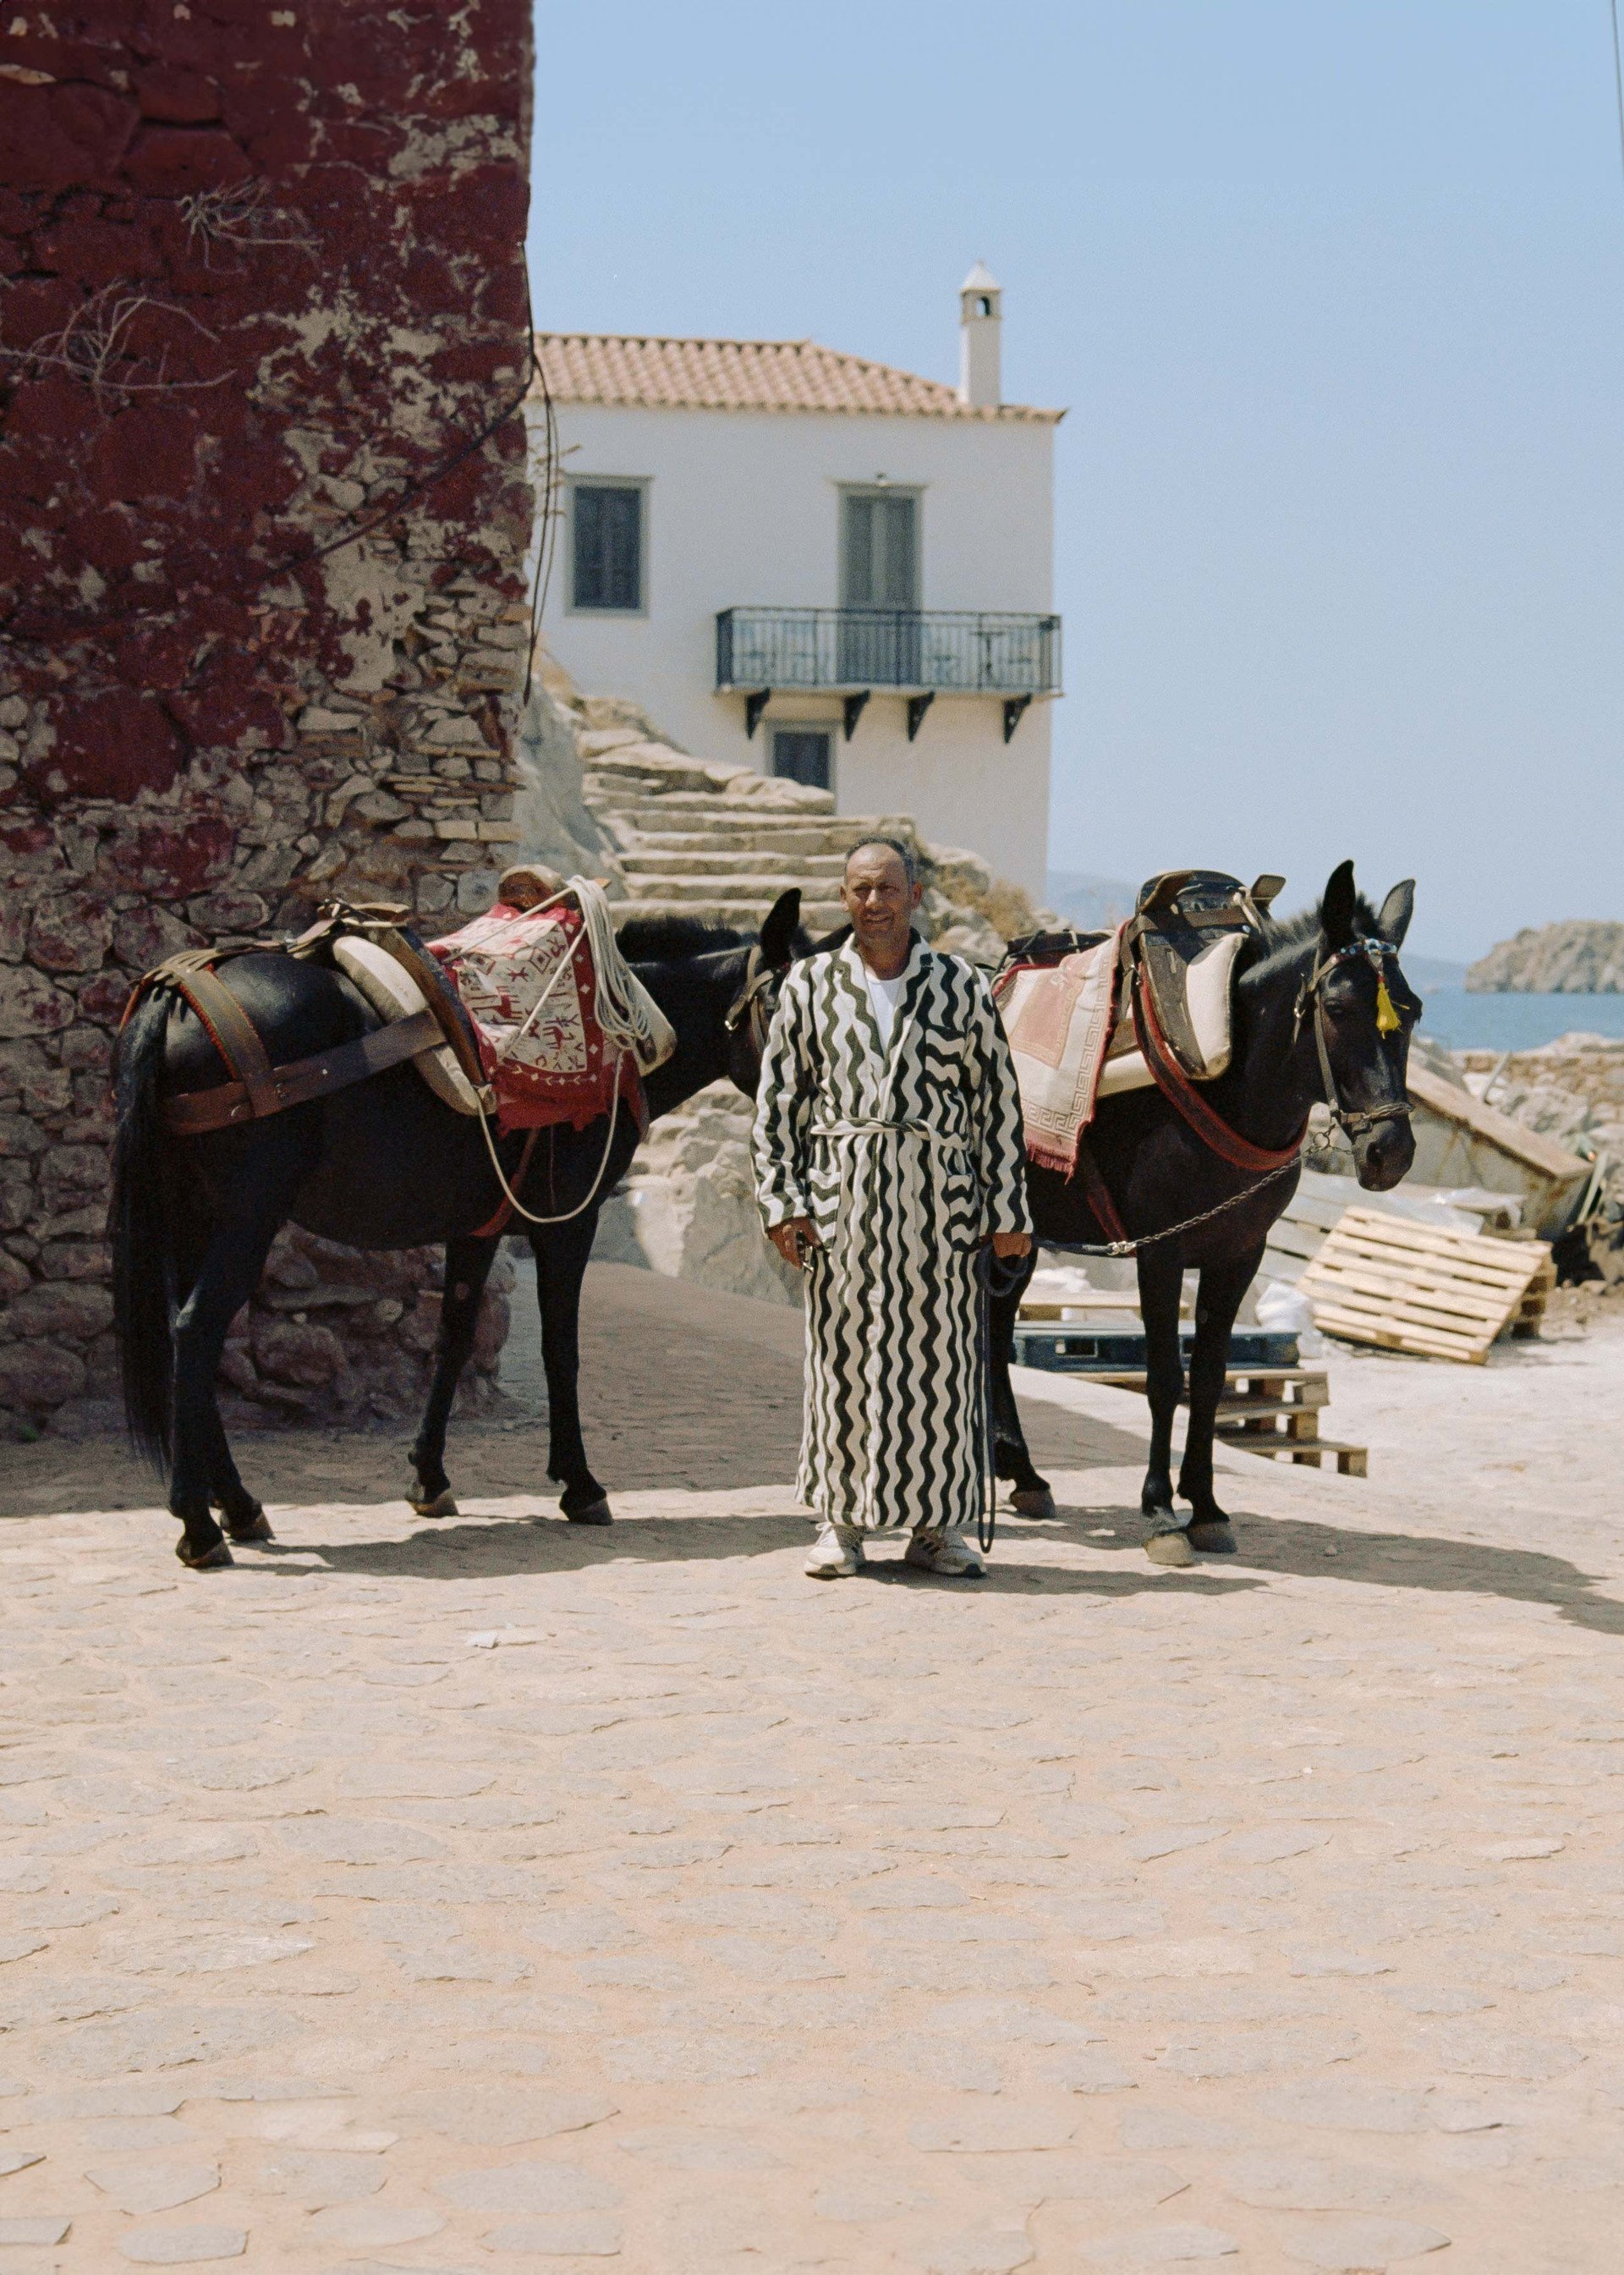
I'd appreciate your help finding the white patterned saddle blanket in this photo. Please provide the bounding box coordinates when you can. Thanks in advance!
[994,926,1243,1173]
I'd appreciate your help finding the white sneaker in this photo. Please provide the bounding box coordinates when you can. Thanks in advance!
[904,1530,985,1579]
[805,1524,864,1579]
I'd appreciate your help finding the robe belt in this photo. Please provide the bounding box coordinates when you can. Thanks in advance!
[809,1118,972,1155]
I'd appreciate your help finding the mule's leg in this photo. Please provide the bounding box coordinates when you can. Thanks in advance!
[990,1250,1055,1516]
[167,1220,272,1543]
[204,1410,274,1542]
[408,1234,499,1518]
[1137,1245,1192,1566]
[531,1212,612,1524]
[1179,1244,1265,1551]
[169,1145,306,1569]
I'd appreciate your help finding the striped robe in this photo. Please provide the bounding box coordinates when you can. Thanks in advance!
[752,936,1031,1533]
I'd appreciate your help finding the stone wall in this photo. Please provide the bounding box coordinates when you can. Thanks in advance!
[0,3,533,1436]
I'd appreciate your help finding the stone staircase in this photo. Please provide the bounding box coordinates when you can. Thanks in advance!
[580,736,916,937]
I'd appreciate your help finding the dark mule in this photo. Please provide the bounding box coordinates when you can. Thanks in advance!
[990,862,1421,1562]
[108,893,803,1568]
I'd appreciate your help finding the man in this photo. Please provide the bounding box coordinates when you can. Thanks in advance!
[752,838,1033,1580]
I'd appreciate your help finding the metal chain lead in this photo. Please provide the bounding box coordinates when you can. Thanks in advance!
[1040,1150,1312,1260]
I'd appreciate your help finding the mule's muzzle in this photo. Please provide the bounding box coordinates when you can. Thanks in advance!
[1353,1113,1415,1192]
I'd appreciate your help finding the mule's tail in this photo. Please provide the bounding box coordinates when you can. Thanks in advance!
[107,992,175,1470]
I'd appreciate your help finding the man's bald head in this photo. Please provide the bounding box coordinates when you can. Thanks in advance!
[843,836,918,890]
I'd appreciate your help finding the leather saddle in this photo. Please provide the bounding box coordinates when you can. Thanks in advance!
[1118,870,1285,1080]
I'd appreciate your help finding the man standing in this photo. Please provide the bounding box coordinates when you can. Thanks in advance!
[752,838,1033,1580]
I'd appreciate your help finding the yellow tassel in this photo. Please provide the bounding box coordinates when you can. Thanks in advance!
[1375,975,1400,1036]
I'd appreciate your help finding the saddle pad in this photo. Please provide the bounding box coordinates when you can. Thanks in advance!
[1099,929,1245,1097]
[993,927,1124,1174]
[332,937,486,1117]
[1138,905,1247,1080]
[428,898,640,1133]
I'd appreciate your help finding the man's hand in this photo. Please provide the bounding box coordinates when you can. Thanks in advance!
[990,1230,1033,1260]
[769,1217,820,1267]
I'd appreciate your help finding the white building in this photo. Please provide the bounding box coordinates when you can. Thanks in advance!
[530,270,1064,892]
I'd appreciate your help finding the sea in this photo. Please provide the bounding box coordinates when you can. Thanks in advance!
[1417,989,1624,1053]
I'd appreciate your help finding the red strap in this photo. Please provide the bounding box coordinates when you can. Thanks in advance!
[470,1128,540,1240]
[1133,975,1304,1174]
[1074,1134,1129,1246]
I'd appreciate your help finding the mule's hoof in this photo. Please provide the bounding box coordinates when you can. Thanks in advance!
[1144,1530,1194,1569]
[565,1498,612,1526]
[177,1538,234,1570]
[409,1487,458,1519]
[1008,1486,1057,1519]
[1188,1519,1236,1554]
[224,1506,275,1544]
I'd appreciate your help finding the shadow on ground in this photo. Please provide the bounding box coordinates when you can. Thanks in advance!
[1034,1498,1624,1640]
[41,1490,1612,1635]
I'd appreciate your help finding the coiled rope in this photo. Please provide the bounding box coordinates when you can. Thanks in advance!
[470,877,670,1228]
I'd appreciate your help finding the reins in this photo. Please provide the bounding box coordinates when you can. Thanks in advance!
[724,944,779,1058]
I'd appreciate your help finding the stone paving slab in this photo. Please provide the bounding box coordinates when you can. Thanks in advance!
[3,1286,1623,2272]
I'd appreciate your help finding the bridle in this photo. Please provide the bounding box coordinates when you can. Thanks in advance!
[1295,936,1413,1144]
[723,943,782,1061]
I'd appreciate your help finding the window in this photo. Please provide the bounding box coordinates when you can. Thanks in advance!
[771,728,832,793]
[571,481,645,612]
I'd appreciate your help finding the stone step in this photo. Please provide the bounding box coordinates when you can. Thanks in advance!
[617,847,848,880]
[595,805,913,844]
[617,894,847,932]
[604,825,875,864]
[583,785,859,821]
[623,873,840,906]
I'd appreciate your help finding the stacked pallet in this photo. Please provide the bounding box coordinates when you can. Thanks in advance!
[1089,1362,1369,1477]
[1298,1207,1554,1365]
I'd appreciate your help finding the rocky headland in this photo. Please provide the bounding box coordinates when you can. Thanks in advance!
[1467,920,1624,992]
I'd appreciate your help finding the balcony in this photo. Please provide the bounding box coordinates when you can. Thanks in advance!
[715,606,1062,743]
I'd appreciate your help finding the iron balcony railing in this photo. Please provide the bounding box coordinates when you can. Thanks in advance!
[715,607,1062,698]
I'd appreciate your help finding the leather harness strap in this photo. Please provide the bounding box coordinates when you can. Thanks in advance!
[162,1008,442,1135]
[469,1127,540,1239]
[1133,973,1308,1176]
[1073,1134,1129,1246]
[167,963,283,1122]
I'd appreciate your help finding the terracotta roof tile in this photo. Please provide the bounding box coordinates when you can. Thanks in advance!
[532,333,1062,424]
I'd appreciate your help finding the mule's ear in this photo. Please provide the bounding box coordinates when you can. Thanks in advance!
[1320,860,1358,950]
[759,887,801,969]
[1376,878,1414,948]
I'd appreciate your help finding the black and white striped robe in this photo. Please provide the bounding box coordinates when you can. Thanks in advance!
[752,936,1031,1534]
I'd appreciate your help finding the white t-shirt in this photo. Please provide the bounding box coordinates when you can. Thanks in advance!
[865,968,908,1046]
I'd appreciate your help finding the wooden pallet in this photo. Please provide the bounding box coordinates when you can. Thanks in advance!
[1092,1365,1369,1479]
[1223,1434,1369,1478]
[1511,1256,1556,1339]
[1298,1207,1553,1365]
[1019,1294,1193,1320]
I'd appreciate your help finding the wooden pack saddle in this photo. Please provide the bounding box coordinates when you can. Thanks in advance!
[128,903,492,1138]
[1118,868,1286,1080]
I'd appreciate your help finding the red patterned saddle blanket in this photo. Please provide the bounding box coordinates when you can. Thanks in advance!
[428,898,644,1134]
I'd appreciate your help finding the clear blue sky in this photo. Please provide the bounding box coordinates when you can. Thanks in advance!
[529,3,1624,963]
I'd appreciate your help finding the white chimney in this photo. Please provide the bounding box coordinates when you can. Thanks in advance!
[958,260,1002,409]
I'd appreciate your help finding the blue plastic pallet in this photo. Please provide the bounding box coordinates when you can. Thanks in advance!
[1012,1326,1301,1374]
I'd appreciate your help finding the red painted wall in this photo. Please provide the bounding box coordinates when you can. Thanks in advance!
[0,3,533,1428]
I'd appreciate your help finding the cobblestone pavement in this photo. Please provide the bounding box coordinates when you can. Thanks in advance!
[3,1269,1622,2274]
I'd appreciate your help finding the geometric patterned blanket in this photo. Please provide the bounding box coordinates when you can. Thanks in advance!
[428,898,642,1134]
[990,926,1124,1174]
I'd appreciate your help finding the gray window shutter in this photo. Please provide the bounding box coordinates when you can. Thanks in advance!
[573,485,643,610]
